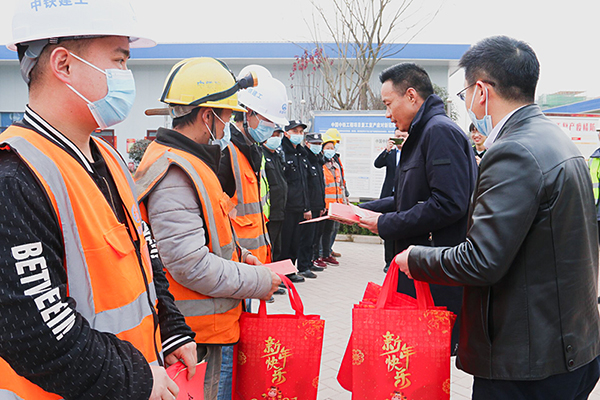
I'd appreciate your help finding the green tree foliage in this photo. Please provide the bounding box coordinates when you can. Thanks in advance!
[128,139,151,166]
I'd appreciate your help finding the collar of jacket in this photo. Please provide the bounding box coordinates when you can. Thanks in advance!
[155,127,221,173]
[495,103,542,142]
[230,123,262,173]
[306,149,324,165]
[281,136,308,156]
[591,148,600,159]
[409,94,447,135]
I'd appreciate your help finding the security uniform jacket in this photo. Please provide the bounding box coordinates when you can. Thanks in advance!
[361,94,477,349]
[281,136,310,213]
[408,104,600,380]
[0,109,194,400]
[306,150,326,212]
[374,147,398,198]
[261,146,288,221]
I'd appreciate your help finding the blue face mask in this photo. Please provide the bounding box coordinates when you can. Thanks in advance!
[264,136,282,150]
[248,119,275,143]
[467,84,493,136]
[323,149,336,159]
[212,119,231,151]
[309,144,322,155]
[66,52,136,129]
[289,133,304,145]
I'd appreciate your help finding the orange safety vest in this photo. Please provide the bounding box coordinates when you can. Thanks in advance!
[0,126,161,400]
[135,141,243,345]
[323,161,344,207]
[227,142,272,264]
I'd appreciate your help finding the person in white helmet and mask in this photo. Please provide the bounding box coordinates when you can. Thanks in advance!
[0,1,196,399]
[217,66,289,266]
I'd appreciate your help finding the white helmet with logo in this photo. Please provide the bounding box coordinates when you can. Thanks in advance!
[9,0,154,82]
[237,75,289,127]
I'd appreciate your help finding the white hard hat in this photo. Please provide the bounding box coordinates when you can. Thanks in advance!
[237,76,289,127]
[238,64,272,83]
[8,0,155,50]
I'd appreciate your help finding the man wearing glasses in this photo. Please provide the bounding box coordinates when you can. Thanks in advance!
[358,63,478,353]
[395,36,600,399]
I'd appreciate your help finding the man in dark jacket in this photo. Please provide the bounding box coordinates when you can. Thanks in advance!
[359,63,477,352]
[262,127,288,262]
[374,129,408,272]
[280,120,313,280]
[297,133,327,274]
[396,36,600,399]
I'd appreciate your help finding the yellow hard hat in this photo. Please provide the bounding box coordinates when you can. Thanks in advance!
[322,128,342,144]
[146,57,257,117]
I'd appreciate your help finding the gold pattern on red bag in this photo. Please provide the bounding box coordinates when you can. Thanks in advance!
[311,377,319,389]
[238,351,247,366]
[380,331,416,390]
[351,348,364,365]
[262,337,292,385]
[302,320,324,340]
[424,310,453,334]
[443,378,451,394]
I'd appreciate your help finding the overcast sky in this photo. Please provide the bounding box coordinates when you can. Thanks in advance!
[0,0,597,100]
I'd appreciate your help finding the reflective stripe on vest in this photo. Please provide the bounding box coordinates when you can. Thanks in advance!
[589,157,600,205]
[0,389,24,400]
[323,162,344,206]
[5,136,158,338]
[228,143,262,217]
[227,143,271,263]
[260,154,270,219]
[0,127,162,399]
[135,142,242,344]
[136,151,235,261]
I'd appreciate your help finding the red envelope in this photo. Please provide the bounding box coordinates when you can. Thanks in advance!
[166,361,207,400]
[263,259,297,275]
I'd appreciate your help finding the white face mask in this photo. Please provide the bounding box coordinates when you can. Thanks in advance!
[66,52,136,129]
[467,84,493,137]
[206,110,230,150]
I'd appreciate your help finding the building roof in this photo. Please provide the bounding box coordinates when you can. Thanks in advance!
[543,97,600,114]
[0,41,470,62]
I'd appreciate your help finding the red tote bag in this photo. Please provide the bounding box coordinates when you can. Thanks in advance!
[234,275,325,400]
[338,260,456,399]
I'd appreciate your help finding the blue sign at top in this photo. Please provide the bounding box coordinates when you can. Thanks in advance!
[312,113,395,135]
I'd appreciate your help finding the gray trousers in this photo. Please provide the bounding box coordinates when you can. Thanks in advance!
[197,344,222,400]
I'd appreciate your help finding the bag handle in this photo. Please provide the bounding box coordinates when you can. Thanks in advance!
[376,258,435,310]
[257,274,305,317]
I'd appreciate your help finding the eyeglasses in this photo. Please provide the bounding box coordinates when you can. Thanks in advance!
[456,80,495,101]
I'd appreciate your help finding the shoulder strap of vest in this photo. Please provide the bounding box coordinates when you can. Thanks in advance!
[2,135,157,336]
[137,147,235,261]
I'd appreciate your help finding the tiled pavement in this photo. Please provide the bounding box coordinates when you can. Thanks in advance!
[258,239,600,399]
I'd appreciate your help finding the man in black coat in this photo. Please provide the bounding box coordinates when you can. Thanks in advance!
[374,129,408,272]
[297,133,327,275]
[262,127,288,262]
[280,120,312,280]
[359,63,477,352]
[395,36,600,399]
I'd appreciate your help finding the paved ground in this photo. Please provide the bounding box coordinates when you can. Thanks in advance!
[257,239,600,399]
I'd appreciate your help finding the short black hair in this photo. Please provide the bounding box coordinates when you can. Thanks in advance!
[379,63,434,100]
[459,36,539,103]
[469,123,476,133]
[172,107,223,129]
